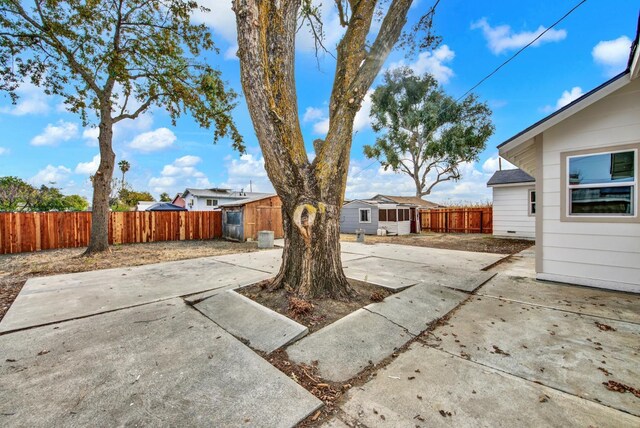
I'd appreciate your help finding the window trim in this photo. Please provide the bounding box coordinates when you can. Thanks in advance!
[560,143,639,223]
[528,189,536,217]
[358,208,371,223]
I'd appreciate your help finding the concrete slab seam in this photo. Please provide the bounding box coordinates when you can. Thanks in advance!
[472,293,640,327]
[0,297,178,336]
[428,344,640,417]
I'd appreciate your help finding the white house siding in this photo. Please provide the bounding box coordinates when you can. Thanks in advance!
[492,185,535,239]
[539,77,640,292]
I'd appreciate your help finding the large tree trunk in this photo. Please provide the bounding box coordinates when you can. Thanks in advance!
[234,0,412,298]
[85,113,115,255]
[275,201,353,299]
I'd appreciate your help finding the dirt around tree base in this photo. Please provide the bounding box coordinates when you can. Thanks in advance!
[238,279,393,333]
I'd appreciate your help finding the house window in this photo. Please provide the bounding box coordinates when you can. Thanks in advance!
[528,190,536,216]
[359,208,371,223]
[379,209,387,221]
[206,199,218,206]
[566,149,636,216]
[388,209,397,222]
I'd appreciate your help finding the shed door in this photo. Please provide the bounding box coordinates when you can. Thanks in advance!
[223,209,244,241]
[256,206,284,239]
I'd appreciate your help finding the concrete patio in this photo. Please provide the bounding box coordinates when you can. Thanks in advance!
[1,242,638,427]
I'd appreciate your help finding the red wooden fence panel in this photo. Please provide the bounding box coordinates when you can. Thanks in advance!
[419,207,493,234]
[0,211,223,254]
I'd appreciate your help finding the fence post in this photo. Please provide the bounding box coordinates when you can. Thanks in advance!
[479,211,483,233]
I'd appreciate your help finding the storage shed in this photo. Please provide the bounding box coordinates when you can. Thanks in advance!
[219,194,283,242]
[340,199,413,235]
[487,168,536,240]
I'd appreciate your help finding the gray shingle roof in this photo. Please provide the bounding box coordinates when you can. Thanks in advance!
[487,169,535,186]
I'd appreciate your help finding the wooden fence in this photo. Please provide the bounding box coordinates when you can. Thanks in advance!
[419,207,492,234]
[0,211,222,255]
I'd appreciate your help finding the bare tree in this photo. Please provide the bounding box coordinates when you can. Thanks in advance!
[233,0,439,298]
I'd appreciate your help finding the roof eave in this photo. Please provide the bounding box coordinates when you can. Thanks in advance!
[498,72,630,153]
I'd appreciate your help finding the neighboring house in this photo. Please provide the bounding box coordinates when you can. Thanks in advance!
[219,194,282,241]
[172,193,185,208]
[487,168,536,240]
[147,202,187,211]
[497,21,640,293]
[181,188,271,211]
[340,199,415,235]
[371,194,442,233]
[136,201,156,211]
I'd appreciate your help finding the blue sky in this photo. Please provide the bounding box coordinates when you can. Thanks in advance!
[0,0,637,204]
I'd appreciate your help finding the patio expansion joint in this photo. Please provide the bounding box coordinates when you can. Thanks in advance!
[0,297,178,336]
[426,345,640,419]
[475,293,640,327]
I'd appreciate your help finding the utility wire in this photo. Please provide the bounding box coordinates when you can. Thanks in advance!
[355,0,588,179]
[456,0,588,102]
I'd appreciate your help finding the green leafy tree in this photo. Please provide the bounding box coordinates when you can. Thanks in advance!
[0,176,35,211]
[63,194,89,211]
[1,0,243,254]
[31,185,65,211]
[159,192,171,202]
[365,68,494,197]
[118,188,154,208]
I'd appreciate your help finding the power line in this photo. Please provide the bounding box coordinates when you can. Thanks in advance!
[356,0,588,178]
[456,0,588,102]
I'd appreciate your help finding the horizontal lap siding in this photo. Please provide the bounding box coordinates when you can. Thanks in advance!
[0,211,222,254]
[340,202,378,234]
[541,78,640,287]
[492,186,535,239]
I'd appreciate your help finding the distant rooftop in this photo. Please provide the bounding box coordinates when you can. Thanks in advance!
[372,194,441,208]
[487,169,535,186]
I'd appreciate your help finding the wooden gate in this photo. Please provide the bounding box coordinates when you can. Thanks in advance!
[256,206,284,239]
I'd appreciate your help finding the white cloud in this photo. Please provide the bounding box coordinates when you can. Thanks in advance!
[82,127,99,147]
[129,128,177,153]
[471,18,567,55]
[388,45,456,83]
[307,90,373,136]
[174,155,202,168]
[482,155,516,174]
[313,117,330,135]
[30,121,79,146]
[542,86,584,113]
[0,83,50,116]
[148,155,207,194]
[221,152,274,192]
[75,154,101,175]
[303,107,325,123]
[592,36,632,77]
[0,147,7,155]
[192,1,237,45]
[30,165,72,186]
[192,0,345,57]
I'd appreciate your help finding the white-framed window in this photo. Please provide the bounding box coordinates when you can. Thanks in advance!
[528,190,536,216]
[359,208,371,223]
[566,148,636,217]
[206,199,218,206]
